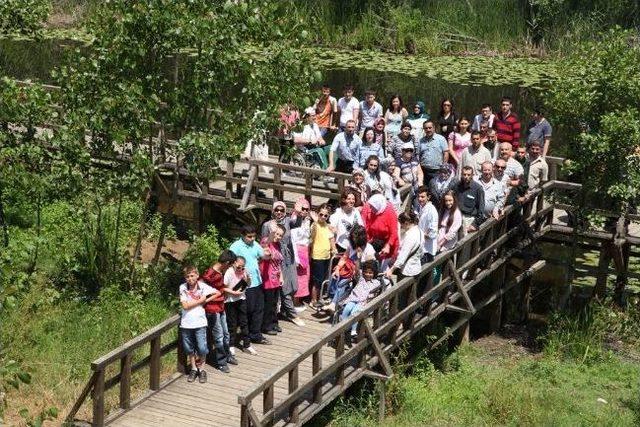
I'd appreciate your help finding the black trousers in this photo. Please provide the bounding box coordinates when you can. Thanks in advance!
[245,286,264,341]
[262,288,279,333]
[421,166,440,187]
[225,299,250,349]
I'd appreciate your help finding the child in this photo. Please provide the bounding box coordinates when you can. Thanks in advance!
[229,225,271,345]
[179,265,219,383]
[339,260,381,338]
[260,224,285,335]
[309,203,336,308]
[223,255,258,356]
[200,250,237,373]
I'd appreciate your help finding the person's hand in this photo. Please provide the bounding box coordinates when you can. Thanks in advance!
[332,267,340,279]
[467,224,477,232]
[492,210,502,220]
[380,244,390,257]
[385,268,394,279]
[327,166,335,172]
[199,294,208,303]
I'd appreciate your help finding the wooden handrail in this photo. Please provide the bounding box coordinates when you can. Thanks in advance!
[91,315,180,369]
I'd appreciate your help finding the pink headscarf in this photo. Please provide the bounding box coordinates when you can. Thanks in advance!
[272,200,286,212]
[293,196,310,212]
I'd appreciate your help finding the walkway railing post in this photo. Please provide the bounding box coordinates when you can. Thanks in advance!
[149,336,161,390]
[288,365,299,424]
[312,350,322,404]
[119,353,132,410]
[92,368,105,427]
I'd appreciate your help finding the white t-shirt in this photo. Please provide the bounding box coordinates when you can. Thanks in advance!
[330,208,364,249]
[179,281,215,329]
[223,268,247,303]
[344,241,377,263]
[293,123,322,145]
[338,97,360,128]
[359,100,383,129]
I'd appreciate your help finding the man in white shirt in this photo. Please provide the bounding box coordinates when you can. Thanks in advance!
[498,142,524,187]
[461,131,492,177]
[475,161,506,220]
[472,103,495,131]
[359,89,383,132]
[414,185,439,263]
[337,84,359,130]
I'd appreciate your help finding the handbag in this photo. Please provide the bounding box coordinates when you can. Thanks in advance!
[337,255,356,279]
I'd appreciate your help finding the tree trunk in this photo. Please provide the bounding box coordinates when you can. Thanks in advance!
[152,159,180,266]
[129,186,153,286]
[0,179,8,247]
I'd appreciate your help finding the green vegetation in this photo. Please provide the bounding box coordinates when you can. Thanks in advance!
[294,0,640,55]
[324,304,640,426]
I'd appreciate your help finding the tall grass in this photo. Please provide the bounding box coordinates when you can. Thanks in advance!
[292,0,639,55]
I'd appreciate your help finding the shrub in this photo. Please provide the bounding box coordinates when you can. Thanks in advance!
[183,225,227,272]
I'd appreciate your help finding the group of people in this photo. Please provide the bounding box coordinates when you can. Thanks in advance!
[180,87,553,384]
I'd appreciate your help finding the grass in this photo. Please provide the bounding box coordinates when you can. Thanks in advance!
[322,304,640,426]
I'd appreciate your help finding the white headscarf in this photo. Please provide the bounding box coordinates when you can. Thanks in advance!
[368,193,387,215]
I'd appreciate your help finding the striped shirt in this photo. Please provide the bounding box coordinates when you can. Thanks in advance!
[493,111,521,148]
[346,277,381,305]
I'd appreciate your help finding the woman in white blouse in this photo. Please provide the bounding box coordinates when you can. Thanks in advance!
[385,211,423,280]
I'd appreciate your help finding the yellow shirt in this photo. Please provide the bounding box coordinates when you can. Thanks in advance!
[311,222,333,260]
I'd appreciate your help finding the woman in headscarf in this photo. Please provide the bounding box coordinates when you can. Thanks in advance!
[373,117,387,152]
[407,101,430,141]
[261,201,305,327]
[347,168,370,208]
[289,197,312,310]
[361,193,399,269]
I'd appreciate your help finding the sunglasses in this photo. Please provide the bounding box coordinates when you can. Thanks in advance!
[274,208,285,213]
[319,213,329,218]
[301,207,309,211]
[495,166,506,170]
[235,265,245,270]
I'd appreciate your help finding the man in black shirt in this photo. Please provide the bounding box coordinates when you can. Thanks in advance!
[455,166,486,233]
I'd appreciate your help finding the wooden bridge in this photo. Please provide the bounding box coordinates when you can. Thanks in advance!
[64,156,640,427]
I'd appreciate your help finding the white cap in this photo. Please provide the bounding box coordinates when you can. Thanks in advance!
[401,142,414,151]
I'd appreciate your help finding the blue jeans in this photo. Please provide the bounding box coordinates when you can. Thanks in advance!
[180,327,208,357]
[340,301,364,335]
[207,312,230,367]
[329,277,351,304]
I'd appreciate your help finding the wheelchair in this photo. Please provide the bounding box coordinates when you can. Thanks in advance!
[277,135,328,171]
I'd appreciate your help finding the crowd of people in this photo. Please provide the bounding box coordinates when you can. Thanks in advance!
[180,85,553,384]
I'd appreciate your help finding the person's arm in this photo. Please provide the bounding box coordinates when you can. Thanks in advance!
[401,108,408,120]
[447,134,459,164]
[427,207,439,240]
[513,119,521,145]
[442,139,450,164]
[392,166,405,187]
[471,187,486,229]
[327,137,339,171]
[493,184,506,218]
[181,294,207,310]
[416,164,424,186]
[352,102,360,127]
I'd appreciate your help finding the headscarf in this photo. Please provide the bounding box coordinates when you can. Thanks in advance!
[272,200,286,213]
[368,193,387,215]
[373,117,386,144]
[408,101,429,120]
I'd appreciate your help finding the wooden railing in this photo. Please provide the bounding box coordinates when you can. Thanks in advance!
[65,315,184,426]
[237,184,555,426]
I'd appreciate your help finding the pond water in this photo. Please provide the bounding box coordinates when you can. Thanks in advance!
[0,39,561,153]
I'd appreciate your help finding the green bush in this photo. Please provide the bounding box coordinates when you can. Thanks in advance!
[0,0,50,36]
[183,225,227,273]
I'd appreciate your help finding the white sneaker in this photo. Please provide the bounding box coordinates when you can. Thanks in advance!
[229,347,236,356]
[291,317,306,327]
[244,346,258,356]
[322,302,336,312]
[294,305,306,313]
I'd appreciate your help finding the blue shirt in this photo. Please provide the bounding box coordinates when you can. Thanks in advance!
[229,238,264,287]
[417,134,448,169]
[330,131,362,162]
[356,142,385,168]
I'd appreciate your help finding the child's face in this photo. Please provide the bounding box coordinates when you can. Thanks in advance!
[363,268,375,281]
[272,229,284,242]
[234,260,246,273]
[417,192,428,206]
[242,233,256,245]
[444,195,454,209]
[185,271,199,286]
[317,209,330,224]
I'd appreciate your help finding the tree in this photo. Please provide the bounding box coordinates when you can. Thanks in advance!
[546,28,640,301]
[52,0,315,292]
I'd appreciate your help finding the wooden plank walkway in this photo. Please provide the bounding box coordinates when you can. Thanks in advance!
[109,310,334,427]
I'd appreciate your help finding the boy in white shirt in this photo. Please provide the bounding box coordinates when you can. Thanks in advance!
[179,265,219,383]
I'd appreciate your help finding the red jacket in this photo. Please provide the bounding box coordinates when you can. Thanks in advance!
[200,268,225,314]
[493,111,521,148]
[361,202,399,259]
